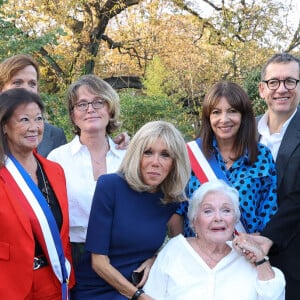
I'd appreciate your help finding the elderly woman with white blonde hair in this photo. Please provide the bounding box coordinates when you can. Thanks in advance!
[144,179,285,300]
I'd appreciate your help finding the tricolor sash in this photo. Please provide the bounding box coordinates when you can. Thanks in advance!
[5,155,70,299]
[187,139,246,232]
[186,139,228,183]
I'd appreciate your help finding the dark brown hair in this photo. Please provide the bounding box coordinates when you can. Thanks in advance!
[0,88,44,167]
[199,81,258,164]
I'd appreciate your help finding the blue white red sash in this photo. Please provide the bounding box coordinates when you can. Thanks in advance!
[186,139,246,232]
[186,139,228,183]
[5,155,70,299]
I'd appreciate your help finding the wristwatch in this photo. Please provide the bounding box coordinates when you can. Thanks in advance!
[131,289,145,300]
[255,256,269,266]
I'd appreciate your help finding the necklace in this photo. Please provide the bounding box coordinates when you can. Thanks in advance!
[26,159,37,177]
[221,157,232,164]
[36,159,51,207]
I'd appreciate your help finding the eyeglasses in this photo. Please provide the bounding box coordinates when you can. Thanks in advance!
[262,78,300,90]
[73,100,106,111]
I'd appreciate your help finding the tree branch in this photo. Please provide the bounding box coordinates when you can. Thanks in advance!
[285,20,300,52]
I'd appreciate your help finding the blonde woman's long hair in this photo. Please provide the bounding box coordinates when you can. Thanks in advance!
[119,121,191,204]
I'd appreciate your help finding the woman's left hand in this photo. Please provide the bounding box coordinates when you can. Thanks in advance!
[133,256,156,288]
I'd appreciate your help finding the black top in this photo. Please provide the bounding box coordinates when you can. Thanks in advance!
[34,164,62,257]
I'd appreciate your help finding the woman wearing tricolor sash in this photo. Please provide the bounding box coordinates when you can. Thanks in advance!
[0,88,75,299]
[177,81,278,236]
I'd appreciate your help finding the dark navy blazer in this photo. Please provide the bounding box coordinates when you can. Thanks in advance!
[259,107,300,299]
[37,123,67,157]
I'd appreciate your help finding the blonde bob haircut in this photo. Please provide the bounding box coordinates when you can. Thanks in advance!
[188,179,241,232]
[119,120,191,204]
[66,74,121,135]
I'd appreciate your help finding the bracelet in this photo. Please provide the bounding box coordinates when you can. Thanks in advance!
[255,256,269,266]
[131,289,145,300]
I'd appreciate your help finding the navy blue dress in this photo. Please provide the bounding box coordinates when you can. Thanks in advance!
[72,173,179,300]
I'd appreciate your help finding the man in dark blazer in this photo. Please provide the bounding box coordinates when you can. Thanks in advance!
[38,123,67,157]
[256,53,300,300]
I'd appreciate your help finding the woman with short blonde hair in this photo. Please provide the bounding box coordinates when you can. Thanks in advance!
[120,120,191,203]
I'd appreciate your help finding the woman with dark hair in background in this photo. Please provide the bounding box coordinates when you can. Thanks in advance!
[177,81,277,236]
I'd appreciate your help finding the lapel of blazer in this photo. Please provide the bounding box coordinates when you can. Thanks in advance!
[0,167,33,236]
[37,123,51,153]
[276,107,300,186]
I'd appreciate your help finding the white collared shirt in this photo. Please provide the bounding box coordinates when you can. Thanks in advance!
[47,135,126,242]
[258,109,296,161]
[144,235,285,300]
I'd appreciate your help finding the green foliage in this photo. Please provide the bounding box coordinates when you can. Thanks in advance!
[118,90,194,141]
[0,7,63,59]
[41,91,73,141]
[142,56,168,97]
[243,68,267,116]
[0,0,298,138]
[42,88,197,143]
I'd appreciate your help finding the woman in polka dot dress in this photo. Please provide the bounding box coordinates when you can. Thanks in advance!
[177,81,277,236]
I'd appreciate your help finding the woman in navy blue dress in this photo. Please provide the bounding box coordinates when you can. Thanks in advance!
[72,121,191,300]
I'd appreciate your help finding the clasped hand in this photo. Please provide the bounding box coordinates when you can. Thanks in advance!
[233,232,267,264]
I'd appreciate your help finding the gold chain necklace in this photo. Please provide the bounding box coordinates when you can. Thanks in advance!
[36,159,51,207]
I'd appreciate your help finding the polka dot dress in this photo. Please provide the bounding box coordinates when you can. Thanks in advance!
[177,141,277,236]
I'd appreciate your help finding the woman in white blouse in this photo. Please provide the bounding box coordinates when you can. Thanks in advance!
[47,75,127,274]
[144,179,285,300]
